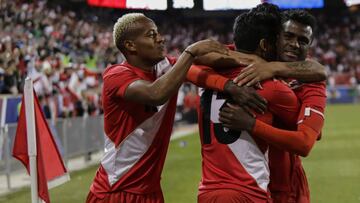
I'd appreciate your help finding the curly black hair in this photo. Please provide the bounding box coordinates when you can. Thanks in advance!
[282,10,317,32]
[233,3,282,53]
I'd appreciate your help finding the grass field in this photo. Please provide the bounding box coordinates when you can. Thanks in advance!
[1,104,360,203]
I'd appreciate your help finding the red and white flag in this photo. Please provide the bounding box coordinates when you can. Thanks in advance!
[12,82,69,203]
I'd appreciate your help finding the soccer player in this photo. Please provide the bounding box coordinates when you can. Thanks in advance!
[188,4,302,202]
[85,13,229,203]
[220,10,326,203]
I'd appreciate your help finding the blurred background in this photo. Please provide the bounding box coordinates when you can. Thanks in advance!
[0,0,359,202]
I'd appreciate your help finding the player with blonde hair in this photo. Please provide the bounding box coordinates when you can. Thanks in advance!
[86,13,228,203]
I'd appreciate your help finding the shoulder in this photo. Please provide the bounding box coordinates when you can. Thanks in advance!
[103,64,134,79]
[259,80,299,122]
[258,79,297,104]
[260,79,293,93]
[102,64,142,98]
[291,80,326,91]
[102,63,140,89]
[301,81,326,90]
[294,81,327,99]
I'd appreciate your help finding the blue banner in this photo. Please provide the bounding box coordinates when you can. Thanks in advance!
[327,86,357,104]
[267,0,324,9]
[5,97,22,124]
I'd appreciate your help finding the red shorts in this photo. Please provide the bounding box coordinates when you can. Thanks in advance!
[86,190,164,203]
[198,189,267,203]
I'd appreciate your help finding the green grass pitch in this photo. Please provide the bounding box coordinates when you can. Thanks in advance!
[1,104,360,203]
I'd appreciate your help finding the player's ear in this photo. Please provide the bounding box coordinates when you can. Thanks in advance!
[124,40,136,52]
[259,39,267,52]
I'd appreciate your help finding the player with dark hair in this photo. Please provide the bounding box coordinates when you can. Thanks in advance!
[234,9,319,86]
[221,9,326,203]
[85,13,229,203]
[233,3,281,60]
[186,6,327,203]
[187,3,303,203]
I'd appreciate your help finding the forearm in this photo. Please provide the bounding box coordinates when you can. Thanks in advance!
[194,50,259,69]
[186,66,258,102]
[149,52,195,104]
[273,60,327,82]
[125,52,195,106]
[252,120,318,157]
[186,65,229,91]
[194,51,240,69]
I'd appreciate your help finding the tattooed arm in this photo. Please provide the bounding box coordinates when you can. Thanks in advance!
[233,59,327,86]
[279,59,327,82]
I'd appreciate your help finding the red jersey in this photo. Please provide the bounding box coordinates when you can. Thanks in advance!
[268,81,326,202]
[89,57,177,199]
[195,67,300,202]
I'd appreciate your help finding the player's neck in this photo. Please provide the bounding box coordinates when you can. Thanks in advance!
[126,58,155,72]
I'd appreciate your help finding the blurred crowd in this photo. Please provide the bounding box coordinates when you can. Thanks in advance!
[1,0,359,118]
[311,11,360,88]
[0,0,121,118]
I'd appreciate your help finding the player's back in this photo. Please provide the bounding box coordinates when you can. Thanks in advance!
[197,67,300,202]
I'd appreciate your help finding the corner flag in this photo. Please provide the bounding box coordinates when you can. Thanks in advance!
[12,78,69,203]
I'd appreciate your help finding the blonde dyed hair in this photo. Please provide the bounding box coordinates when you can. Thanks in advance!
[113,13,147,51]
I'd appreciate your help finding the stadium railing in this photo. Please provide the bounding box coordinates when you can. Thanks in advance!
[0,115,105,191]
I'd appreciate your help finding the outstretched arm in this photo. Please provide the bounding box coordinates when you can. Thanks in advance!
[219,104,323,157]
[193,50,265,69]
[124,39,228,106]
[219,84,326,157]
[251,119,321,157]
[233,59,327,86]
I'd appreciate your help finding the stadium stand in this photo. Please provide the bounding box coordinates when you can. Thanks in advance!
[0,0,359,116]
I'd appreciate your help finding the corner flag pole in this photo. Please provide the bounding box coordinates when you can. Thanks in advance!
[24,78,39,203]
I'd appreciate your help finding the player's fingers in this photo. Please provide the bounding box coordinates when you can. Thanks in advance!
[237,58,252,66]
[237,71,257,87]
[242,106,255,117]
[246,101,263,114]
[211,42,229,55]
[218,115,232,124]
[251,96,267,112]
[218,46,230,55]
[232,75,242,86]
[240,65,252,73]
[226,103,240,109]
[236,66,254,78]
[246,77,261,87]
[253,93,267,105]
[250,103,265,114]
[221,107,238,119]
[233,67,254,85]
[219,108,232,119]
[221,123,232,129]
[220,106,233,113]
[241,59,254,66]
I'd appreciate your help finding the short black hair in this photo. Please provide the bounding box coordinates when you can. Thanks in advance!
[233,3,282,53]
[282,10,317,32]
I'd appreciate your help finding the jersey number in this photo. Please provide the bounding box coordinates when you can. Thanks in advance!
[200,90,242,145]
